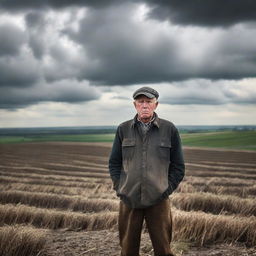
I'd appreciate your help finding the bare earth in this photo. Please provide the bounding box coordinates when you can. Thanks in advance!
[45,229,256,256]
[1,142,256,256]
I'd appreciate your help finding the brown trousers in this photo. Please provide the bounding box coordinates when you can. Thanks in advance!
[118,198,174,256]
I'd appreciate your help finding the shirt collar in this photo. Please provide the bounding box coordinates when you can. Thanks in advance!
[131,112,160,128]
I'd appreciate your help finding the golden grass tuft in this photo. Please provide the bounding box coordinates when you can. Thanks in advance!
[173,209,256,246]
[202,185,256,198]
[186,169,256,180]
[1,182,114,199]
[172,192,256,216]
[0,175,110,188]
[0,170,109,185]
[0,204,118,230]
[0,190,118,212]
[1,203,256,247]
[185,176,255,187]
[178,182,256,198]
[0,225,47,256]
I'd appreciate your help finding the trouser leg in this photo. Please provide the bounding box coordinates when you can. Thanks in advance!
[118,201,144,256]
[145,198,174,256]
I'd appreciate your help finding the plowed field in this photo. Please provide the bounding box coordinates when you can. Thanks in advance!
[0,142,256,255]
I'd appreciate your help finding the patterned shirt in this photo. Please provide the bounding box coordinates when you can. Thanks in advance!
[137,115,156,135]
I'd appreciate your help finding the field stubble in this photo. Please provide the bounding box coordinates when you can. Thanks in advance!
[0,142,256,255]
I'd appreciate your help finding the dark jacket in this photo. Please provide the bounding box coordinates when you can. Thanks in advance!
[108,113,185,208]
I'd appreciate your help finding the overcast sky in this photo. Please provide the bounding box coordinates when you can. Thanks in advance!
[0,0,256,127]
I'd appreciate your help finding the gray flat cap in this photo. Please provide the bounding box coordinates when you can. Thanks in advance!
[133,86,159,99]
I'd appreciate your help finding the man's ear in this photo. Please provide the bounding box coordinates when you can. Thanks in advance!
[133,101,136,108]
[155,101,159,109]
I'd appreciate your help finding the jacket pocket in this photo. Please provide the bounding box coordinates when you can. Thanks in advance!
[159,140,171,160]
[122,138,135,161]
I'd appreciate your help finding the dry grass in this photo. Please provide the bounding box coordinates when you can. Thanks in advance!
[1,182,113,198]
[178,182,256,198]
[184,176,256,187]
[33,162,108,172]
[0,191,118,212]
[186,169,256,180]
[0,165,109,179]
[1,204,256,247]
[186,162,256,175]
[0,204,118,231]
[1,142,256,254]
[201,161,256,168]
[173,209,256,246]
[0,175,109,187]
[0,225,47,256]
[172,192,256,216]
[200,185,256,198]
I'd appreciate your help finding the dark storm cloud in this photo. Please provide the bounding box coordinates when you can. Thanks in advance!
[25,12,45,27]
[0,56,40,87]
[0,0,122,11]
[0,80,101,109]
[0,23,25,56]
[0,22,40,87]
[28,35,45,59]
[62,4,256,85]
[146,0,256,27]
[25,12,46,59]
[63,4,189,85]
[2,0,256,27]
[0,1,256,111]
[158,79,256,106]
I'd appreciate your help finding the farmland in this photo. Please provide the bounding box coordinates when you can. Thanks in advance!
[1,130,256,151]
[0,141,256,255]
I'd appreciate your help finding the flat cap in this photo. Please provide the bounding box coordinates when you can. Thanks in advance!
[133,86,159,99]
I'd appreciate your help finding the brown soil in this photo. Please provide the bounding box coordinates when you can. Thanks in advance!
[1,142,256,256]
[45,229,256,256]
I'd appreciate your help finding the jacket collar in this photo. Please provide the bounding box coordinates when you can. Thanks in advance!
[131,112,160,129]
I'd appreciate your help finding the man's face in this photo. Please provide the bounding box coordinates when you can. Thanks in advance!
[133,95,158,121]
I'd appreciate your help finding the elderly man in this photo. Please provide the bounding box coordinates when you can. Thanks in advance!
[109,87,185,256]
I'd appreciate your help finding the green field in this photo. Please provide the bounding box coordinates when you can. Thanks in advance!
[0,134,115,144]
[0,130,256,150]
[181,130,256,150]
